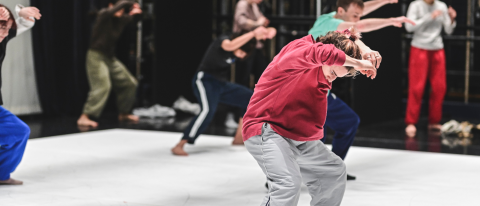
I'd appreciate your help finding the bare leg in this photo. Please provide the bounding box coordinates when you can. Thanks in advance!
[172,139,189,156]
[232,118,244,145]
[405,124,416,138]
[77,114,98,128]
[118,113,139,122]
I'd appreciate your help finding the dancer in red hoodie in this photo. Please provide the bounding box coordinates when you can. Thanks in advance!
[242,28,376,206]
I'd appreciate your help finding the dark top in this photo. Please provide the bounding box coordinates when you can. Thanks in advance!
[89,1,136,58]
[197,35,236,81]
[0,29,17,105]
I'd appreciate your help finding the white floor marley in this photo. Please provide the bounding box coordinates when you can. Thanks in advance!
[1,129,480,206]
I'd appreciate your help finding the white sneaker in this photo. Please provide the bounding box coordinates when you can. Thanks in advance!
[133,104,176,118]
[173,96,201,115]
[225,112,238,128]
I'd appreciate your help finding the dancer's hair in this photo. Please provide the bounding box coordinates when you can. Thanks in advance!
[337,0,364,11]
[0,5,17,31]
[317,28,362,77]
[231,32,257,58]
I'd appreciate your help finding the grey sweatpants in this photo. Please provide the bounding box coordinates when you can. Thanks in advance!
[245,123,346,206]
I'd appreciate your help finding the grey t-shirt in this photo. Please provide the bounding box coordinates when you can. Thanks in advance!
[405,0,456,50]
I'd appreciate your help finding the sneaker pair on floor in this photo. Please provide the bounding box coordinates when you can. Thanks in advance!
[133,104,176,118]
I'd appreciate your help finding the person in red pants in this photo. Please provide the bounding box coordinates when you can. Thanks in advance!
[404,0,456,137]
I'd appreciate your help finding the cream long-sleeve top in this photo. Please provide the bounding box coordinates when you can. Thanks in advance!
[405,0,456,50]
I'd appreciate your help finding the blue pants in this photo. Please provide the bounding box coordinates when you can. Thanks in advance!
[0,106,30,180]
[322,93,360,160]
[182,72,253,144]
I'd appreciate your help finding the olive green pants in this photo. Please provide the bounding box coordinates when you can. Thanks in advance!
[82,49,138,118]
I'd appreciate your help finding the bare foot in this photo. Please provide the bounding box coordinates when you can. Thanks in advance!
[119,114,139,122]
[171,140,189,156]
[428,124,442,131]
[405,124,416,138]
[77,114,98,128]
[0,178,23,185]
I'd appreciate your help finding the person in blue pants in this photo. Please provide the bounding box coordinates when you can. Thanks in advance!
[322,93,359,180]
[0,4,41,185]
[308,0,414,181]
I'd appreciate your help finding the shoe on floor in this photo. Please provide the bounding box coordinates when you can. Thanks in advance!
[173,96,201,115]
[0,178,23,185]
[225,112,238,128]
[347,174,356,181]
[133,104,176,118]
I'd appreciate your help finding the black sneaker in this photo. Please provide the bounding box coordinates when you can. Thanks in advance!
[347,174,356,181]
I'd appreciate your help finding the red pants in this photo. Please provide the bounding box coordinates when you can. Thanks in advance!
[405,46,446,125]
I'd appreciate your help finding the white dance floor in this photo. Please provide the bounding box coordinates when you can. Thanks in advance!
[2,129,480,206]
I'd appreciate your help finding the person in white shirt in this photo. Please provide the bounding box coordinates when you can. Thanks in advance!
[404,0,456,137]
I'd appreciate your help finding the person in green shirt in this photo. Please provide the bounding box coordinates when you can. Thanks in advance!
[307,0,415,181]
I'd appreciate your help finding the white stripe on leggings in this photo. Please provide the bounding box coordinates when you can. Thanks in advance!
[189,72,209,138]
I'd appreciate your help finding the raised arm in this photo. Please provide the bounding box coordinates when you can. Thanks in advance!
[276,40,347,70]
[337,16,415,33]
[362,0,398,17]
[15,4,40,36]
[404,3,435,32]
[443,6,456,35]
[221,26,269,51]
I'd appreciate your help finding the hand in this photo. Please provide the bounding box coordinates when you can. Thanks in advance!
[266,27,276,39]
[253,26,268,40]
[431,10,443,19]
[355,60,377,79]
[0,7,9,21]
[129,3,142,15]
[391,16,416,27]
[448,6,456,23]
[257,16,267,27]
[362,50,382,69]
[19,7,41,22]
[263,18,270,27]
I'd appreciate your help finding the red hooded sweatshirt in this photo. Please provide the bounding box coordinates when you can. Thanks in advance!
[242,35,346,142]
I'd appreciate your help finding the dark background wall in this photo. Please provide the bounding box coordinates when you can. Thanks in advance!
[28,0,478,125]
[153,1,213,106]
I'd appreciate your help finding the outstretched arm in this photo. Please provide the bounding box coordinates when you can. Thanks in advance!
[15,4,41,36]
[221,26,270,51]
[362,0,398,17]
[337,16,415,33]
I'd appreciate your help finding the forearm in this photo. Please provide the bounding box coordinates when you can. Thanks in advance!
[362,0,389,16]
[236,16,260,31]
[343,55,363,68]
[355,18,395,33]
[354,39,371,54]
[222,31,255,51]
[15,4,34,36]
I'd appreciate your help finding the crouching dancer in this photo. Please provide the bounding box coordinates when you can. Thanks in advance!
[242,28,376,206]
[171,26,275,156]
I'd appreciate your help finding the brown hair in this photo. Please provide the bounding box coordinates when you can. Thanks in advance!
[316,28,362,77]
[337,0,364,12]
[0,4,17,31]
